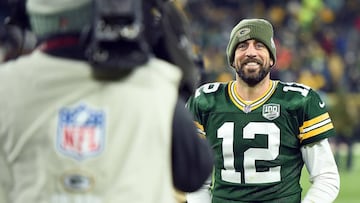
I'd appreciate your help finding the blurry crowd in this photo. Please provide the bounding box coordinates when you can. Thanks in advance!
[2,0,360,93]
[183,0,360,170]
[184,0,360,92]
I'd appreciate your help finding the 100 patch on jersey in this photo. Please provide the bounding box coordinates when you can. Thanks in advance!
[262,103,280,120]
[57,104,106,161]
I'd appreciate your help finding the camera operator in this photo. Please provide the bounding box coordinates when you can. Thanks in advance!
[0,0,213,202]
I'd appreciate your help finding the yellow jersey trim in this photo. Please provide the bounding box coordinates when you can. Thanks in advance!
[298,112,334,141]
[194,121,206,139]
[228,80,278,113]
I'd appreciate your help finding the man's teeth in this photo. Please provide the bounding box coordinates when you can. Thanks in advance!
[246,62,258,65]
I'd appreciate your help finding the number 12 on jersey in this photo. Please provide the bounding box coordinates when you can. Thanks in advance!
[218,122,281,184]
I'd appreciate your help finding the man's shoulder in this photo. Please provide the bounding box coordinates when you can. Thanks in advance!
[195,81,230,97]
[274,80,326,112]
[147,58,182,79]
[275,80,319,99]
[187,81,230,111]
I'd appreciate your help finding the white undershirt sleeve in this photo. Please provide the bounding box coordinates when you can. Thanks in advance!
[301,138,340,203]
[186,175,212,203]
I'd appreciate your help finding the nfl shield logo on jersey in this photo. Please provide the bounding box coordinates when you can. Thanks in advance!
[262,103,280,120]
[57,103,106,161]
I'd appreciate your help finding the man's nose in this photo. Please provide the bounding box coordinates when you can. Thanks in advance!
[245,44,257,57]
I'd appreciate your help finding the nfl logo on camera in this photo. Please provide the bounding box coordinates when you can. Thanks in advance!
[57,104,106,161]
[262,103,280,120]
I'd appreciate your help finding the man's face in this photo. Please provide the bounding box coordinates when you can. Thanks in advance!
[232,39,273,86]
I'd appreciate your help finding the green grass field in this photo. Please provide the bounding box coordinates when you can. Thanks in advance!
[301,143,360,203]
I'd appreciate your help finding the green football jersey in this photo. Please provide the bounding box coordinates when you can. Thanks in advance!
[187,80,336,202]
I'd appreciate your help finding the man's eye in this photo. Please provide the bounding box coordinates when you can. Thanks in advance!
[256,43,265,48]
[237,43,247,49]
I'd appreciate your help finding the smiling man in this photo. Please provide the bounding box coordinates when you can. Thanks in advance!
[186,18,340,203]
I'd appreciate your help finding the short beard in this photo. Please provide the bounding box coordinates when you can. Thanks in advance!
[235,59,271,87]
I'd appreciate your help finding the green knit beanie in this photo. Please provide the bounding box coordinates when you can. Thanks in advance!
[26,0,93,38]
[226,18,276,67]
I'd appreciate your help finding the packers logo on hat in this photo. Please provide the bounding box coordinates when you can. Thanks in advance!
[238,28,251,36]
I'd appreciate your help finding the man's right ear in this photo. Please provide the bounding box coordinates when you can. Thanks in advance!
[270,59,274,67]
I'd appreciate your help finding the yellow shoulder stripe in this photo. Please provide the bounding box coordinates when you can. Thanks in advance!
[298,112,334,142]
[300,112,330,130]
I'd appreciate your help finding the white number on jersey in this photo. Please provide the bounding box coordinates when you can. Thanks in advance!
[217,122,281,184]
[282,82,310,97]
[195,83,221,98]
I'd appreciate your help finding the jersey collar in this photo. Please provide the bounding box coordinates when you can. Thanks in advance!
[228,80,278,113]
